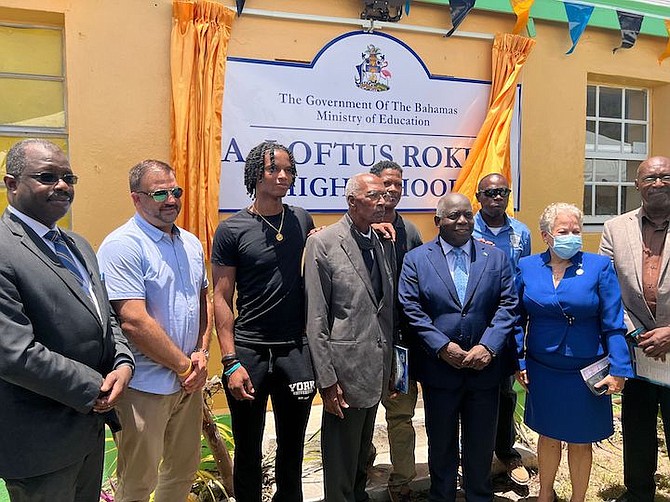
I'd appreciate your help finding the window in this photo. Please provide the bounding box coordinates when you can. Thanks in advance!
[584,84,648,223]
[0,20,68,223]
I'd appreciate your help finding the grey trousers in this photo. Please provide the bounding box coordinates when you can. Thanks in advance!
[322,404,379,502]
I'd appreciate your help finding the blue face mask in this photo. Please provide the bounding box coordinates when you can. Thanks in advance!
[550,234,582,259]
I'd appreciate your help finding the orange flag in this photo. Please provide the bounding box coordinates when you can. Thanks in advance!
[659,19,670,65]
[453,34,536,216]
[510,0,535,35]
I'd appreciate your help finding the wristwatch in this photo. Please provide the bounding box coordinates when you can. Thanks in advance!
[193,348,210,360]
[481,344,497,358]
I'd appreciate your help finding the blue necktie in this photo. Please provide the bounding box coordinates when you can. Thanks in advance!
[45,230,87,290]
[452,247,468,304]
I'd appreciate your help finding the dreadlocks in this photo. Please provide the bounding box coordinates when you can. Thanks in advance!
[243,142,297,198]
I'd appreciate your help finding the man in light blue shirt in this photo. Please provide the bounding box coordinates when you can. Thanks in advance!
[97,159,209,502]
[473,173,531,486]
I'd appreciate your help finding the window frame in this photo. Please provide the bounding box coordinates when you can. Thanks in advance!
[584,83,649,225]
[0,20,68,141]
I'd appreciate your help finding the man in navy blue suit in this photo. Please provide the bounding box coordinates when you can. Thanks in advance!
[398,193,518,502]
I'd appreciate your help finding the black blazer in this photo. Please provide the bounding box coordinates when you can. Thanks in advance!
[0,210,134,478]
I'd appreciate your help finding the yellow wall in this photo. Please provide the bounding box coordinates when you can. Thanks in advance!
[2,0,670,410]
[1,1,173,247]
[4,0,667,246]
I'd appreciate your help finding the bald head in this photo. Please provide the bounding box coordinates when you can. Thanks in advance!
[637,156,670,176]
[636,156,670,216]
[435,193,474,247]
[477,173,508,192]
[436,193,471,218]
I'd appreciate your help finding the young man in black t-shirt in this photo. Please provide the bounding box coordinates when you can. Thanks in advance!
[212,142,316,502]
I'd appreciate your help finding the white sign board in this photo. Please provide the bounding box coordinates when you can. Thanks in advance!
[220,31,521,212]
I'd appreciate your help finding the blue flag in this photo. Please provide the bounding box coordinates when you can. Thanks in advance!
[236,0,245,17]
[446,0,476,37]
[564,2,594,55]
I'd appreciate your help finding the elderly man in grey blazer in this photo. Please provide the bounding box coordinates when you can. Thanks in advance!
[305,172,395,502]
[0,139,134,501]
[600,155,670,502]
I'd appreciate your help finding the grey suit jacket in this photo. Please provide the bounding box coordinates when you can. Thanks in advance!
[600,207,670,331]
[0,210,134,478]
[304,214,395,408]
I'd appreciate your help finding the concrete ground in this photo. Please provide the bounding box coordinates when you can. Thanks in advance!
[259,395,538,501]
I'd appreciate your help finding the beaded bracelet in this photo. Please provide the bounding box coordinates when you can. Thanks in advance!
[223,358,240,371]
[224,362,241,377]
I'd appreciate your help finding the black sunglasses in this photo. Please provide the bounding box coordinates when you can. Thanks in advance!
[24,172,79,185]
[135,187,184,202]
[479,187,511,198]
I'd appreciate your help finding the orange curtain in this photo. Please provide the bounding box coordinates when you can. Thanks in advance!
[659,19,670,65]
[170,1,234,258]
[453,33,535,215]
[510,0,535,35]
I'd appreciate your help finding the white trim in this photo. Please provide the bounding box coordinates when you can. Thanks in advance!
[549,0,668,21]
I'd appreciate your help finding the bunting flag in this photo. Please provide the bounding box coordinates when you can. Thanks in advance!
[510,0,535,35]
[406,0,411,15]
[659,19,670,64]
[235,0,245,16]
[613,10,644,53]
[564,2,594,54]
[446,0,476,37]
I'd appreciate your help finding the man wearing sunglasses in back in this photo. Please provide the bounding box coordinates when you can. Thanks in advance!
[98,160,209,502]
[0,139,134,501]
[473,173,531,487]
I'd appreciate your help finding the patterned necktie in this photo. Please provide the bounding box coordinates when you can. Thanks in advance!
[452,247,468,304]
[45,230,87,290]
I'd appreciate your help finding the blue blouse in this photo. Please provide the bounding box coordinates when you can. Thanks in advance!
[516,250,633,378]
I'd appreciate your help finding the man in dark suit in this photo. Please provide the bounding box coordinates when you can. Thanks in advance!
[398,193,518,502]
[304,172,395,502]
[0,139,134,501]
[600,156,670,502]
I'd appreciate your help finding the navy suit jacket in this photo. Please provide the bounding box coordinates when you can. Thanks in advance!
[398,237,518,389]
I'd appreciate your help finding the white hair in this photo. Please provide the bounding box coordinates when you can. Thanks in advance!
[539,202,583,233]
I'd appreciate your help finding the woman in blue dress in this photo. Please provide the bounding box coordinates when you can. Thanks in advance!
[515,202,633,502]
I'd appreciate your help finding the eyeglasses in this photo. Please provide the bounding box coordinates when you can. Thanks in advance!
[364,191,391,201]
[135,187,184,202]
[639,174,670,185]
[479,187,511,198]
[24,173,79,185]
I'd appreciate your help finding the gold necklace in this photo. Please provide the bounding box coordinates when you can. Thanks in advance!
[251,204,285,242]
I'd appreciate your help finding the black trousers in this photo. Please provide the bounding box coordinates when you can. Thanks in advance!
[494,375,521,462]
[322,405,378,502]
[4,429,104,502]
[621,378,670,502]
[226,342,315,502]
[423,383,499,502]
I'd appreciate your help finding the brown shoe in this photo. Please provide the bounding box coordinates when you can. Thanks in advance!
[388,485,412,502]
[505,457,530,486]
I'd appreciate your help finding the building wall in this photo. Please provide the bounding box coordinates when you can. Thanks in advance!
[3,0,669,246]
[2,0,670,410]
[1,0,173,246]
